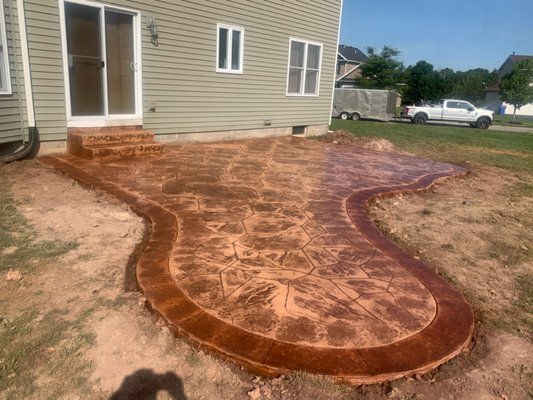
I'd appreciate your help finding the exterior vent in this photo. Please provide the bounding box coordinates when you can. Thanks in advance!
[292,126,306,135]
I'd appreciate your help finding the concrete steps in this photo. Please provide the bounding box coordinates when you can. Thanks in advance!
[68,127,165,160]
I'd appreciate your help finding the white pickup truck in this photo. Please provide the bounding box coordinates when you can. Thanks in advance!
[400,99,494,129]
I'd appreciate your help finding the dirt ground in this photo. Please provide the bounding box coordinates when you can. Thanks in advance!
[0,142,531,399]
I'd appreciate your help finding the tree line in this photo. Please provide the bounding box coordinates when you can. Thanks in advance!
[355,46,533,114]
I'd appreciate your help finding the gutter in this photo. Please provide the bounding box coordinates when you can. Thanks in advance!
[329,0,344,126]
[1,0,39,163]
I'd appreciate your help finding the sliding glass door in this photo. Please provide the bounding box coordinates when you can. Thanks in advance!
[64,1,138,121]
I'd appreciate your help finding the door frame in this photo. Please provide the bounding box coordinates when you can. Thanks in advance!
[59,0,143,127]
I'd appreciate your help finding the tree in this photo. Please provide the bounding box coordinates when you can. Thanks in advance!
[403,61,442,104]
[500,59,533,121]
[356,46,404,90]
[444,68,498,104]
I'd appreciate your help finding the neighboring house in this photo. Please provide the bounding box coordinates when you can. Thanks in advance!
[335,44,368,88]
[0,0,343,156]
[484,53,533,117]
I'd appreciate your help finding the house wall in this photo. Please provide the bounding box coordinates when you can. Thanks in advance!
[487,57,533,117]
[336,62,360,79]
[17,0,341,144]
[0,0,26,145]
[499,60,514,78]
[24,0,68,142]
[503,103,533,117]
[343,65,362,80]
[484,91,499,106]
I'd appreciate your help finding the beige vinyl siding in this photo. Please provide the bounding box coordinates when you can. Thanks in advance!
[139,0,341,135]
[24,0,67,142]
[22,0,341,139]
[0,0,25,145]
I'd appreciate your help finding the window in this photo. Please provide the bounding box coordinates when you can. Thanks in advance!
[287,39,322,96]
[447,101,471,110]
[216,24,243,74]
[0,0,12,94]
[457,102,472,110]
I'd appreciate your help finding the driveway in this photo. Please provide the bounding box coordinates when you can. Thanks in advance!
[41,136,474,384]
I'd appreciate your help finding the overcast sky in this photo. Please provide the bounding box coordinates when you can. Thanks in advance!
[339,0,533,71]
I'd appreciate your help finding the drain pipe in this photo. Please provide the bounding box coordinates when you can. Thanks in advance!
[1,0,39,163]
[0,127,40,163]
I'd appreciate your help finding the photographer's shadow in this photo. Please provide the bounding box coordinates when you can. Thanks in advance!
[109,368,187,400]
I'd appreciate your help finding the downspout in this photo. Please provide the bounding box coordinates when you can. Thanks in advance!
[0,0,39,163]
[329,0,344,127]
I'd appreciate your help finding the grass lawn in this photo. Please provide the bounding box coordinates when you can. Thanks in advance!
[330,119,533,174]
[331,115,533,342]
[493,115,533,129]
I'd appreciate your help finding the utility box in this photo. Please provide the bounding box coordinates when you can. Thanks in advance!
[332,88,399,121]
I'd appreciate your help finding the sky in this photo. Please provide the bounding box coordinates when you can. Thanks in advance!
[339,0,533,72]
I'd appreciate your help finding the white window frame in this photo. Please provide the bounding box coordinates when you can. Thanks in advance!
[216,23,244,74]
[0,0,12,95]
[286,38,322,97]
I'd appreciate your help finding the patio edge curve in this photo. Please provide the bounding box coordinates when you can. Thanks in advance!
[39,155,475,385]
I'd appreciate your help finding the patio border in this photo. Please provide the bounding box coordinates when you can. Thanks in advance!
[40,154,474,384]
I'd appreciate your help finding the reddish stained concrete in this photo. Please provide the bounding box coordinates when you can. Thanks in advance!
[41,136,474,384]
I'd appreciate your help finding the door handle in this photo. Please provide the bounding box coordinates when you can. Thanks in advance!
[130,62,137,72]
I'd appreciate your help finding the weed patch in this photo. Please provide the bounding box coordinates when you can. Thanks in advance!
[0,191,78,272]
[287,371,352,396]
[513,182,533,195]
[516,274,533,335]
[0,307,96,399]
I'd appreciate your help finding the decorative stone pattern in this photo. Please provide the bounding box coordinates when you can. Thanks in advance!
[41,136,474,383]
[68,128,165,160]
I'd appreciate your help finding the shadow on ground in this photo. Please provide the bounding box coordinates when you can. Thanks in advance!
[109,369,187,400]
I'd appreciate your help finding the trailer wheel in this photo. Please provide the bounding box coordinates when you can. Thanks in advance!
[339,112,350,120]
[351,112,361,121]
[413,113,428,124]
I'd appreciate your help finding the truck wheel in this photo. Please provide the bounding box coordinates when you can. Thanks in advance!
[351,113,361,121]
[339,112,350,121]
[413,113,427,124]
[476,117,490,129]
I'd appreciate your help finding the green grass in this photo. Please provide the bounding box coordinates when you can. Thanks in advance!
[513,182,533,195]
[516,274,533,333]
[493,114,533,128]
[330,119,533,173]
[288,371,351,396]
[0,307,96,399]
[0,180,101,399]
[0,191,78,272]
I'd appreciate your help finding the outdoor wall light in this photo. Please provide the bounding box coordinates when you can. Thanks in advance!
[147,17,159,47]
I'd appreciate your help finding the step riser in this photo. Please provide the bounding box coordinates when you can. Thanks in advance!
[84,144,165,160]
[69,131,155,147]
[67,128,165,160]
[73,134,155,147]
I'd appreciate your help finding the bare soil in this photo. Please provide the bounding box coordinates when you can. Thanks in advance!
[1,152,532,399]
[319,130,395,151]
[365,164,533,400]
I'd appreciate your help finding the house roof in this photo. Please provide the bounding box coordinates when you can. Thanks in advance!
[499,54,533,73]
[485,83,500,92]
[338,45,369,63]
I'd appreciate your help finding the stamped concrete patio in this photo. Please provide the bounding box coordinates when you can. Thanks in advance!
[41,136,474,384]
